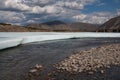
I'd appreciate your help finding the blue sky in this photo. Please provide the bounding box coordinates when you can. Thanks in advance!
[0,0,119,25]
[83,0,120,14]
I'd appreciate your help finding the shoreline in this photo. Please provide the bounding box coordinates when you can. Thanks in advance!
[45,43,120,80]
[0,32,120,50]
[55,44,120,73]
[0,38,120,80]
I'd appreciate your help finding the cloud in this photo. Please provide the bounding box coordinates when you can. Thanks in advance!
[117,9,120,16]
[3,0,30,11]
[73,14,87,20]
[0,11,26,24]
[0,0,5,7]
[56,1,84,10]
[24,0,54,6]
[0,0,97,12]
[73,12,114,24]
[0,0,118,25]
[56,0,97,10]
[0,0,63,14]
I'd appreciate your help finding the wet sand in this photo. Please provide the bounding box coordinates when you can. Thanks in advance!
[0,38,120,80]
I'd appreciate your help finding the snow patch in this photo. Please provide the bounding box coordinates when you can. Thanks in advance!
[0,32,120,50]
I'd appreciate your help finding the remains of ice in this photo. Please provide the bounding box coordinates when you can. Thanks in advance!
[0,32,120,50]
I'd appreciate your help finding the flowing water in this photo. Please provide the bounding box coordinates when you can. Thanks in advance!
[0,38,120,80]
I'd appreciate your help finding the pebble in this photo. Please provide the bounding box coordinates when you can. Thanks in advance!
[88,71,93,74]
[55,44,120,73]
[29,64,43,73]
[35,64,43,70]
[100,70,104,74]
[29,69,37,73]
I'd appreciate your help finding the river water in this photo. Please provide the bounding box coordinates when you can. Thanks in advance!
[0,38,120,80]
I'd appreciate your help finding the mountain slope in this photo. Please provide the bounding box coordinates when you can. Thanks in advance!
[0,21,99,32]
[0,23,29,32]
[42,20,66,26]
[69,22,99,32]
[27,21,99,32]
[98,16,120,32]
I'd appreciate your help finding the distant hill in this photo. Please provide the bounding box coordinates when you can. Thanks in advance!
[0,20,100,32]
[0,23,29,32]
[27,21,99,32]
[97,16,120,32]
[26,20,67,31]
[42,20,66,26]
[69,22,99,32]
[0,23,52,32]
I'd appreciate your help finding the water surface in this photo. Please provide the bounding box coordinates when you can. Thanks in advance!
[0,38,120,80]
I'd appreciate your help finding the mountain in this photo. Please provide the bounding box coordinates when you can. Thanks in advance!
[69,22,99,32]
[27,21,99,32]
[0,23,51,32]
[0,23,29,32]
[97,16,120,32]
[0,20,99,32]
[42,20,66,26]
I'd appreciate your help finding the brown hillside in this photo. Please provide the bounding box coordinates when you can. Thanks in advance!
[0,24,29,32]
[98,16,120,32]
[0,21,99,32]
[27,20,99,32]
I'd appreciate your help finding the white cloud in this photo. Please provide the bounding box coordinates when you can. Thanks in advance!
[4,0,30,11]
[56,0,97,10]
[73,14,87,20]
[84,16,109,24]
[24,0,53,5]
[0,0,118,25]
[28,5,63,14]
[30,6,45,14]
[45,6,62,14]
[0,0,97,12]
[73,12,113,24]
[117,9,120,16]
[56,1,84,9]
[0,1,5,8]
[0,0,62,14]
[26,19,36,24]
[0,11,26,23]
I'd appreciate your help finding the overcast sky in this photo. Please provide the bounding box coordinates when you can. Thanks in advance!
[0,0,120,25]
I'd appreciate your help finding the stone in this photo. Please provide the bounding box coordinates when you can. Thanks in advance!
[29,69,37,73]
[35,64,43,70]
[55,44,120,74]
[100,70,104,74]
[88,71,93,74]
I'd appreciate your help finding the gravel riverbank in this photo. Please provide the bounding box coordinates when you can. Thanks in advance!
[55,44,120,73]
